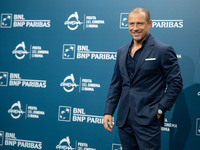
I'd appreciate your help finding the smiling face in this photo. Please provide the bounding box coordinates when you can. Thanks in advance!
[128,11,152,44]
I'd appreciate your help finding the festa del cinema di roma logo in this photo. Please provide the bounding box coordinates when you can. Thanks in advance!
[60,74,100,93]
[8,101,45,119]
[64,12,83,31]
[56,136,74,150]
[64,11,105,30]
[12,41,49,60]
[60,74,79,92]
[56,136,96,150]
[12,41,29,60]
[8,101,25,119]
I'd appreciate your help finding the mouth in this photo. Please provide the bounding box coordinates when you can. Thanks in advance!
[133,32,141,37]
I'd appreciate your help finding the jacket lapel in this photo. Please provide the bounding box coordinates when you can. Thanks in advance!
[120,42,131,83]
[131,35,155,83]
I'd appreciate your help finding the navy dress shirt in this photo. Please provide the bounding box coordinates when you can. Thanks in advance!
[126,35,149,82]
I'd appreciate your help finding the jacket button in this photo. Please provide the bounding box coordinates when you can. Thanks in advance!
[130,85,133,88]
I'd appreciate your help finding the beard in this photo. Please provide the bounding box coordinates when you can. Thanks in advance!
[133,32,147,43]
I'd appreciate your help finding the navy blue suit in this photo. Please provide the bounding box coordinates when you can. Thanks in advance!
[104,34,183,128]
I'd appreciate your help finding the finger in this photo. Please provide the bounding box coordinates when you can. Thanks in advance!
[103,119,112,133]
[105,124,112,133]
[107,128,112,133]
[108,118,113,128]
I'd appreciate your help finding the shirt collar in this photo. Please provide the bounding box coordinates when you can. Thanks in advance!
[128,34,150,53]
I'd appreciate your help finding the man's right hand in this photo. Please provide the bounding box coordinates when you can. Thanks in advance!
[103,114,113,133]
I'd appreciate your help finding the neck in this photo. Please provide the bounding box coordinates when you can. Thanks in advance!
[130,41,142,57]
[133,40,143,48]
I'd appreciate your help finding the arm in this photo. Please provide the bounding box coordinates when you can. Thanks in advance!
[159,46,183,112]
[103,50,122,132]
[104,50,123,115]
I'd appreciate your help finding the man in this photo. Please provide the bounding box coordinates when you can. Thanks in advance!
[103,7,183,150]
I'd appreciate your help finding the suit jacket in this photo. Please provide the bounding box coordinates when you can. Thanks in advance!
[104,34,183,127]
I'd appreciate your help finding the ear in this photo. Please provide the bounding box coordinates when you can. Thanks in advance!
[148,20,152,28]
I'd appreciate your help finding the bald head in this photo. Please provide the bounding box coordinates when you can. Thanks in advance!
[129,7,151,22]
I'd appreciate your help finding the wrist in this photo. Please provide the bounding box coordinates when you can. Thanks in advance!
[157,109,163,115]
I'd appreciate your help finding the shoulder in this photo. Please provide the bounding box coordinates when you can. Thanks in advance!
[151,35,173,50]
[148,35,178,62]
[153,38,178,62]
[150,35,175,56]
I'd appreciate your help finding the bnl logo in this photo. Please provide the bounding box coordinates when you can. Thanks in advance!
[112,144,123,150]
[0,72,8,86]
[120,13,128,29]
[1,13,12,28]
[58,106,71,122]
[0,131,4,146]
[62,44,76,59]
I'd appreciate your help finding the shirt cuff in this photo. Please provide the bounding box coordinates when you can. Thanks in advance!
[104,113,112,116]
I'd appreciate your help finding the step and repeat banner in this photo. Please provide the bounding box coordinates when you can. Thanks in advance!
[0,0,200,150]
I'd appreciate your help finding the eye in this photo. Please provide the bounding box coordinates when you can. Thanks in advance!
[129,23,134,26]
[138,22,143,25]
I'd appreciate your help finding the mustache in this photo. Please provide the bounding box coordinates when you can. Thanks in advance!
[130,29,142,34]
[133,30,142,33]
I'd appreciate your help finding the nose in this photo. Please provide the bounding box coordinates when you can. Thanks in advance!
[133,25,139,31]
[131,26,139,33]
[130,24,139,31]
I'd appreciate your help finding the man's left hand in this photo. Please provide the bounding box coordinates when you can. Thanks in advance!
[157,113,161,119]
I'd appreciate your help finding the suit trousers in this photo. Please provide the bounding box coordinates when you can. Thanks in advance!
[118,109,161,150]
